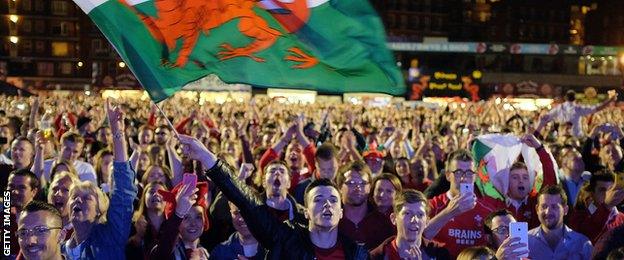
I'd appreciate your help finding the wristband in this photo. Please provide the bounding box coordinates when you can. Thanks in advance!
[536,144,544,151]
[113,131,124,140]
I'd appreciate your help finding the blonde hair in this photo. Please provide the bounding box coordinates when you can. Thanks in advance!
[69,181,110,224]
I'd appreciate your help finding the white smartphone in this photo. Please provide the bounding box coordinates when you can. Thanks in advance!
[509,222,529,258]
[460,183,473,195]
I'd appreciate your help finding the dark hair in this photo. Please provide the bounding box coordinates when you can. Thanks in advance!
[445,149,474,172]
[396,156,409,162]
[9,168,40,191]
[565,90,576,102]
[335,160,372,187]
[20,200,62,223]
[575,169,616,210]
[262,160,290,176]
[303,178,340,206]
[484,208,513,234]
[393,189,428,214]
[315,143,337,161]
[538,185,568,206]
[372,173,402,193]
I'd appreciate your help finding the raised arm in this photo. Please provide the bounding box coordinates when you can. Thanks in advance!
[32,131,46,185]
[102,99,137,245]
[178,135,298,250]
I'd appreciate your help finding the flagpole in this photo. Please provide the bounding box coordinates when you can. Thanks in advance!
[152,101,180,139]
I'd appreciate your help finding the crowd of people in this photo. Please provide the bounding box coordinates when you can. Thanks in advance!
[1,89,624,260]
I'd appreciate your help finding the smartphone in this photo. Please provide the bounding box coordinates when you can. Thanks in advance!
[183,173,197,188]
[460,183,474,195]
[509,222,529,258]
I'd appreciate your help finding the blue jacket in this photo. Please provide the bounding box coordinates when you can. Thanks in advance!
[210,232,267,260]
[62,161,137,259]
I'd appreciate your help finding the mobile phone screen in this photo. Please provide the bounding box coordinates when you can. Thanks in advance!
[509,222,529,258]
[460,183,473,195]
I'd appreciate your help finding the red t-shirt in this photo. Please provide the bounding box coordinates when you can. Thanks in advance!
[382,239,402,260]
[338,208,396,249]
[428,192,500,258]
[314,241,345,260]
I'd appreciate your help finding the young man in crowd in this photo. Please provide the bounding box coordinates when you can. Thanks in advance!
[1,137,34,191]
[503,133,557,228]
[337,160,395,249]
[261,160,306,224]
[559,148,589,207]
[483,209,528,260]
[39,132,96,183]
[370,189,450,259]
[178,134,369,259]
[567,169,624,243]
[528,185,593,259]
[210,202,267,259]
[363,150,385,175]
[423,149,500,258]
[16,201,66,260]
[259,119,316,191]
[7,169,41,257]
[293,143,339,204]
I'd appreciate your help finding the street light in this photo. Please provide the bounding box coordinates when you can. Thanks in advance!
[9,15,18,23]
[9,36,18,44]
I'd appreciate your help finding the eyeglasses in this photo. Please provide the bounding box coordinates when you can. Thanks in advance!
[491,226,509,235]
[344,180,369,188]
[452,169,475,179]
[17,226,62,239]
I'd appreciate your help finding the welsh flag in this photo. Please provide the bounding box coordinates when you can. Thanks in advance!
[471,134,550,201]
[73,0,405,102]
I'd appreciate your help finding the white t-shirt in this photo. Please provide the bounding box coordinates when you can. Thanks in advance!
[547,101,596,137]
[41,159,97,184]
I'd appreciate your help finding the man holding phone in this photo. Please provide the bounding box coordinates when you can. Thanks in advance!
[423,149,502,258]
[484,209,529,260]
[528,185,592,259]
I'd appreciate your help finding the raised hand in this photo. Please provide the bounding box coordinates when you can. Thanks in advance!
[106,99,125,132]
[495,236,528,260]
[177,134,217,169]
[520,133,542,148]
[238,163,255,181]
[605,187,624,208]
[175,183,198,217]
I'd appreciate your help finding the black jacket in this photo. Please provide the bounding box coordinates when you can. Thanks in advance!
[205,160,369,260]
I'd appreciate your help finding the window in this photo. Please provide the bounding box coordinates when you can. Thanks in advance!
[52,1,69,15]
[35,41,45,54]
[60,62,72,75]
[21,20,32,33]
[51,22,69,36]
[19,40,32,54]
[22,0,32,11]
[37,62,54,76]
[34,0,44,12]
[51,42,69,56]
[34,20,45,34]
